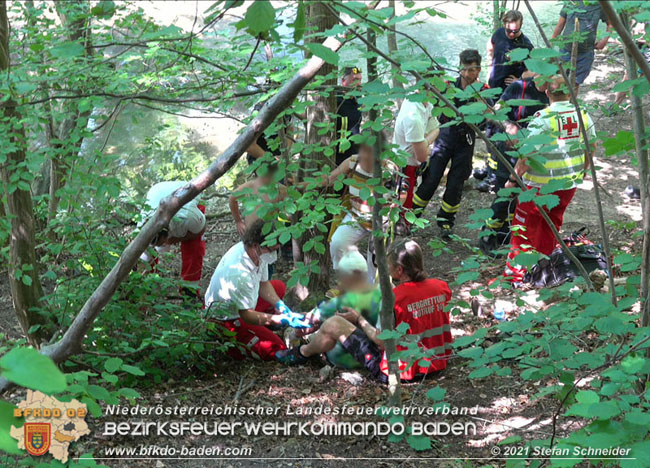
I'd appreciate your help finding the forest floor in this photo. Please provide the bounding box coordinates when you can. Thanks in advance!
[0,54,645,467]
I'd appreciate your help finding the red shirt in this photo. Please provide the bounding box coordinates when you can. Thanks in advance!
[380,279,453,381]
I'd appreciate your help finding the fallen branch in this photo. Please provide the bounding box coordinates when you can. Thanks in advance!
[206,210,231,220]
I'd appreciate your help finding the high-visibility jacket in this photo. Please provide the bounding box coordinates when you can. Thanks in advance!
[522,101,596,188]
[380,279,453,380]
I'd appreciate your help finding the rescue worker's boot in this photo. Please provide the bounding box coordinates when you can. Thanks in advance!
[437,202,459,240]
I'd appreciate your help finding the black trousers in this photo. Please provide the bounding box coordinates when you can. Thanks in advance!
[413,127,475,227]
[486,141,518,230]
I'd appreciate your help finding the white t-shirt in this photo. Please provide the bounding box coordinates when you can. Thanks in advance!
[393,99,439,167]
[143,181,205,238]
[205,242,271,319]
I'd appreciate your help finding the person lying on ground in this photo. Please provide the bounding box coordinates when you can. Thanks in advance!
[276,239,453,384]
[205,219,310,361]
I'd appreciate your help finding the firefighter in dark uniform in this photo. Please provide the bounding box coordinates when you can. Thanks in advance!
[335,66,363,166]
[479,73,549,256]
[412,49,490,239]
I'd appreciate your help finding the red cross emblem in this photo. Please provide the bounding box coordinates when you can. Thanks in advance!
[561,116,578,136]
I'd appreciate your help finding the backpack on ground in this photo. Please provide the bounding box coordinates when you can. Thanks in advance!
[523,227,610,288]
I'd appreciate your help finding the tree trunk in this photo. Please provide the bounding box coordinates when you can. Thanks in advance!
[0,0,47,345]
[387,0,403,108]
[303,1,337,294]
[367,28,401,406]
[492,0,506,31]
[47,1,93,226]
[621,17,650,329]
[0,6,373,394]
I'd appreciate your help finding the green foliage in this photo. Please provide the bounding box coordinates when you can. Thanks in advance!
[0,348,67,394]
[453,282,650,464]
[0,401,24,455]
[242,0,276,35]
[306,43,340,65]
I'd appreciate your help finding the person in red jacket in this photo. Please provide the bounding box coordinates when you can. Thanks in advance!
[276,239,453,383]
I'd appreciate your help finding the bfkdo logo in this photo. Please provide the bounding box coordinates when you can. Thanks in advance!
[10,390,91,463]
[25,423,51,456]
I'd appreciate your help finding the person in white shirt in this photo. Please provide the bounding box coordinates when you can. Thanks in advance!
[392,90,440,225]
[139,181,206,301]
[205,219,310,360]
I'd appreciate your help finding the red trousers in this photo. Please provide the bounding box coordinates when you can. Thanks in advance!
[506,187,576,281]
[402,165,418,210]
[180,204,206,284]
[218,280,287,361]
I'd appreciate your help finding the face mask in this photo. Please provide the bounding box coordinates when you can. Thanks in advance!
[260,252,276,264]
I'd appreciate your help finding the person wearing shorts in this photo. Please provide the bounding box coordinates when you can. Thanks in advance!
[552,1,612,86]
[308,248,382,369]
[276,240,453,383]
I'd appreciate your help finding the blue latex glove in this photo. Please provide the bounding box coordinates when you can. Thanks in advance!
[275,300,293,316]
[279,312,312,329]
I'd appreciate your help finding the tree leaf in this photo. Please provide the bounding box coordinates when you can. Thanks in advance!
[118,388,141,399]
[90,0,116,19]
[455,271,479,285]
[524,58,558,76]
[244,0,275,34]
[0,400,23,454]
[508,48,530,62]
[104,357,123,373]
[122,364,145,376]
[293,1,306,42]
[529,48,561,59]
[0,347,67,394]
[469,367,493,379]
[50,42,85,59]
[498,435,522,445]
[575,390,599,404]
[602,130,635,156]
[305,43,339,65]
[407,434,431,451]
[101,372,118,384]
[87,384,111,402]
[625,410,650,426]
[426,386,446,401]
